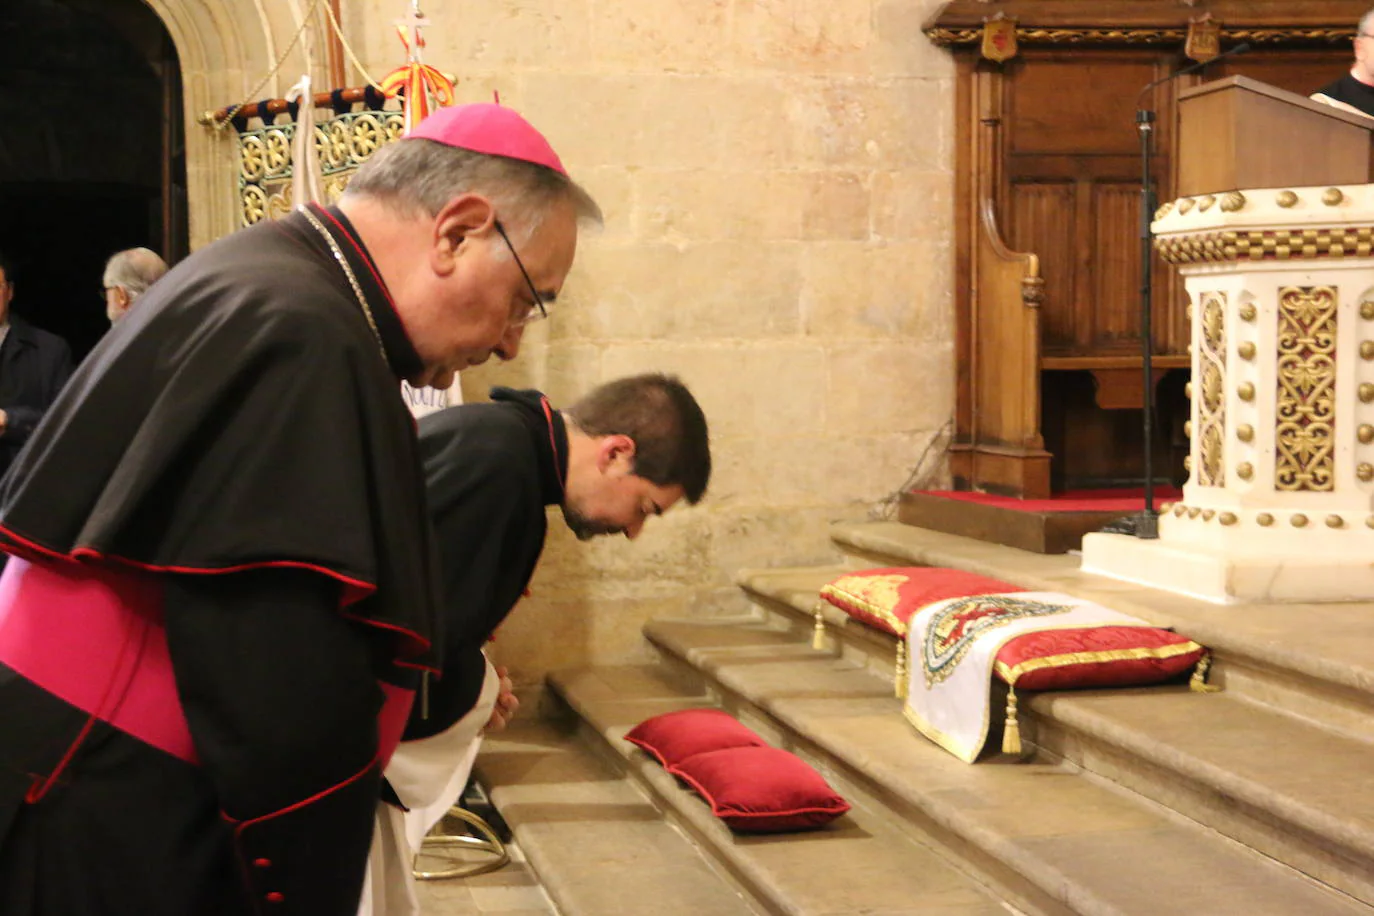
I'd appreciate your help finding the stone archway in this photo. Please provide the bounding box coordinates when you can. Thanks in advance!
[142,0,334,249]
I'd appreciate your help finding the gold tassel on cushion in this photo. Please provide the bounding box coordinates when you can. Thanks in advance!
[894,636,908,699]
[811,604,826,651]
[1002,684,1022,755]
[1190,650,1222,693]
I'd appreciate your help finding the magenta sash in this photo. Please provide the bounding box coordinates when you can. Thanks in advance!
[0,557,414,771]
[0,556,197,763]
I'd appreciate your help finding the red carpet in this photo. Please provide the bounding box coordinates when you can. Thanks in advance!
[912,487,1182,513]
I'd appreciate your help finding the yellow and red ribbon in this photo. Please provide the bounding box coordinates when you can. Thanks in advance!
[378,23,455,135]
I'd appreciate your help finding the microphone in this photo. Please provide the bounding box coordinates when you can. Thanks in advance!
[1137,42,1251,107]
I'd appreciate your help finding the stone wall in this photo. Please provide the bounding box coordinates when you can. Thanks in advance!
[355,0,959,683]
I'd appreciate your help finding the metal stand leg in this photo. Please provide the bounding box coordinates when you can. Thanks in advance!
[413,806,510,881]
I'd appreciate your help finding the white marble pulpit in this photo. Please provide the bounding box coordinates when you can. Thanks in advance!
[1082,183,1374,603]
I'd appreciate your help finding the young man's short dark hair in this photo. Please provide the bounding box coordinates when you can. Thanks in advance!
[565,373,711,503]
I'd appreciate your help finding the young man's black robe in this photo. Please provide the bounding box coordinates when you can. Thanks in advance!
[0,204,442,916]
[403,387,568,742]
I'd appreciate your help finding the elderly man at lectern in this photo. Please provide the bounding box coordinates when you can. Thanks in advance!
[1312,8,1374,117]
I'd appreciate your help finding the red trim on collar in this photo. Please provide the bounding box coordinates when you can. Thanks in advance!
[311,204,400,314]
[541,396,565,498]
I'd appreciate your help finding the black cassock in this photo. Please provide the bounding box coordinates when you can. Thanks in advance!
[0,204,441,916]
[402,386,568,744]
[1314,72,1374,117]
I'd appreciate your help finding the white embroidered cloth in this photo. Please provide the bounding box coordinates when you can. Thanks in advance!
[902,591,1152,763]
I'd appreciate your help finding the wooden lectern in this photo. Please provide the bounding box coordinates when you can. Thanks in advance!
[1177,75,1374,197]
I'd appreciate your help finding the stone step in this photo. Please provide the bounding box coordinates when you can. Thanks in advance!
[1026,688,1374,905]
[739,563,1374,905]
[827,521,1374,745]
[475,719,759,916]
[547,664,1030,916]
[642,614,1372,916]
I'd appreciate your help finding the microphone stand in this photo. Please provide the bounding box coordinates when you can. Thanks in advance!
[1134,107,1160,538]
[1101,42,1249,540]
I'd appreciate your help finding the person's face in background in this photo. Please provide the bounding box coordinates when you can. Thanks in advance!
[105,285,131,324]
[1355,30,1374,83]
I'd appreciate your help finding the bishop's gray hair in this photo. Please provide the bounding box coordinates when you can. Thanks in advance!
[1361,8,1374,36]
[343,140,602,245]
[102,248,168,300]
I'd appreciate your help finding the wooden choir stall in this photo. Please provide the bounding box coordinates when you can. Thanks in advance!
[920,1,1374,518]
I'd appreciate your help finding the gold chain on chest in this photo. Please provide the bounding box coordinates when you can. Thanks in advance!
[300,205,388,360]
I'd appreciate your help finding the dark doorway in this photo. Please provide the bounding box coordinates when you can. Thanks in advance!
[0,0,186,363]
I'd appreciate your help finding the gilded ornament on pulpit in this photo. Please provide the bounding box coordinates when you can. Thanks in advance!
[1274,286,1337,492]
[1195,292,1227,486]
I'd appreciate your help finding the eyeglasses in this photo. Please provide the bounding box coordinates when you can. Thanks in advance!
[493,220,548,327]
[1361,32,1374,39]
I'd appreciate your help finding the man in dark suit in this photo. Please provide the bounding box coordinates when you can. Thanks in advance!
[0,254,73,480]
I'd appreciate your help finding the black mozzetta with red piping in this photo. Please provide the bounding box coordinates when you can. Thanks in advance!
[0,204,442,915]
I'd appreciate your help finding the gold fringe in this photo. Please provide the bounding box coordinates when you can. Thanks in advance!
[811,604,826,651]
[1002,684,1022,755]
[895,637,908,699]
[1190,650,1222,693]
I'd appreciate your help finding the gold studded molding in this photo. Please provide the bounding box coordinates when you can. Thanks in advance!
[1153,188,1374,264]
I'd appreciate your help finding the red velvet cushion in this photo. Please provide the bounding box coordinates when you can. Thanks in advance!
[670,746,850,833]
[994,626,1205,690]
[820,567,1025,636]
[623,708,766,768]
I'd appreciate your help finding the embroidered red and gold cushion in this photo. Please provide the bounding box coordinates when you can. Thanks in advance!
[994,626,1205,690]
[819,567,1026,636]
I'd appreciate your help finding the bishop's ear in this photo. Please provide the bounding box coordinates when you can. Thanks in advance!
[430,194,497,273]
